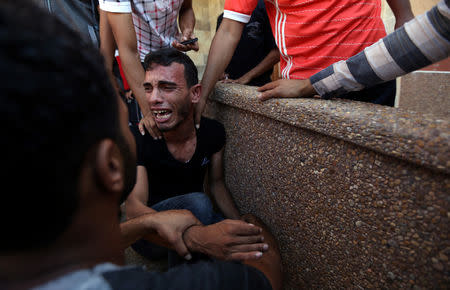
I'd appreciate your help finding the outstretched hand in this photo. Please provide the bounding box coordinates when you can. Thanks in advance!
[257,79,318,101]
[139,112,162,139]
[183,218,268,261]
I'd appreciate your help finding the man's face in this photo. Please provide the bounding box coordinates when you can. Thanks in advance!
[117,96,137,203]
[144,63,193,132]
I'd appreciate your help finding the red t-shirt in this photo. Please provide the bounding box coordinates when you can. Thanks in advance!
[224,0,387,79]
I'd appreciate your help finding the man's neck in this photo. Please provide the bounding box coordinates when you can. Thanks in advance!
[162,116,198,163]
[163,115,197,144]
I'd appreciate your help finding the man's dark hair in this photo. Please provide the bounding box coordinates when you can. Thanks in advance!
[144,48,199,87]
[0,0,122,252]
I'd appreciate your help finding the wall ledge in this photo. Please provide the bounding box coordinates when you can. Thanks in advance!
[211,83,450,173]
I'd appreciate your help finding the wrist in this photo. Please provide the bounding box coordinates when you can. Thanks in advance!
[182,29,193,38]
[302,79,317,97]
[182,224,203,253]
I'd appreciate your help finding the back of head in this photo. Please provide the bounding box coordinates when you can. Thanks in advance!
[0,0,120,252]
[143,48,198,87]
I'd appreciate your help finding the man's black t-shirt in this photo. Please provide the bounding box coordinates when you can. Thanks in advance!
[137,117,225,206]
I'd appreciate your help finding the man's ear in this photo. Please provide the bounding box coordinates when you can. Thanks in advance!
[94,139,124,197]
[190,83,202,104]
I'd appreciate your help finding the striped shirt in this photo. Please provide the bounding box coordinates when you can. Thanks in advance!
[99,0,183,61]
[311,0,450,99]
[224,0,387,79]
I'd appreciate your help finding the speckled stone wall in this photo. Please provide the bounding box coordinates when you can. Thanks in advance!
[398,72,450,120]
[205,84,449,289]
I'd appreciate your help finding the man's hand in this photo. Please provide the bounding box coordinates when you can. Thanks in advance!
[220,74,252,85]
[125,90,133,100]
[138,112,162,139]
[172,30,199,52]
[257,79,318,101]
[143,209,202,260]
[183,219,268,261]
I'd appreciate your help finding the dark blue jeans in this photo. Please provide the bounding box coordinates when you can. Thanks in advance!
[131,192,224,265]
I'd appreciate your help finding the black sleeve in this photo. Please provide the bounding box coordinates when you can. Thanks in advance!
[102,261,272,290]
[201,117,226,154]
[135,132,145,166]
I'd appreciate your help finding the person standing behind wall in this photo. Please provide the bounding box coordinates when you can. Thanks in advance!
[257,0,450,102]
[216,0,280,87]
[196,0,415,128]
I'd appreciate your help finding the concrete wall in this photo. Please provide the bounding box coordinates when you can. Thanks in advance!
[205,83,449,289]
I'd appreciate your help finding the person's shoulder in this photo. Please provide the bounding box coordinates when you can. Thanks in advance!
[200,117,225,132]
[119,260,272,290]
[199,117,226,153]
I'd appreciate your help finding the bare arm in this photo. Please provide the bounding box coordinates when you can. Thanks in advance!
[99,9,122,94]
[386,0,414,29]
[196,18,245,126]
[224,48,280,85]
[105,12,161,138]
[120,209,201,259]
[208,148,240,219]
[172,0,199,52]
[125,166,156,219]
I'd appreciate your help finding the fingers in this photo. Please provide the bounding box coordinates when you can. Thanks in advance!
[227,250,264,261]
[221,219,262,236]
[231,243,269,253]
[229,233,265,245]
[220,78,235,84]
[141,115,162,139]
[172,41,189,52]
[125,90,134,100]
[188,42,199,51]
[138,120,145,136]
[171,236,192,260]
[257,81,280,101]
[257,81,277,92]
[171,41,199,52]
[258,89,279,101]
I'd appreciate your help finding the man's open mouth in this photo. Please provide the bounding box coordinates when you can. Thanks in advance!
[152,109,172,122]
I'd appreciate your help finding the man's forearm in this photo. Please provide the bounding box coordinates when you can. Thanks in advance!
[240,48,280,83]
[386,0,414,28]
[106,12,149,117]
[200,19,244,102]
[99,9,122,94]
[210,183,240,219]
[115,49,149,115]
[120,214,169,249]
[179,0,195,37]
